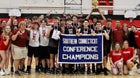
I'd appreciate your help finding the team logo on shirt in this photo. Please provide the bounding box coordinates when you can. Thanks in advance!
[123,51,130,54]
[135,35,139,38]
[113,53,121,56]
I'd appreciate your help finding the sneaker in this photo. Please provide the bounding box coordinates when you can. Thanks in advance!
[19,69,25,73]
[128,70,134,75]
[56,69,61,74]
[65,69,70,74]
[104,68,108,75]
[92,67,95,73]
[41,68,46,74]
[136,63,140,69]
[45,68,49,74]
[87,69,92,74]
[35,67,40,73]
[80,68,85,74]
[118,71,123,75]
[137,68,140,74]
[25,70,31,74]
[95,68,101,75]
[0,70,6,76]
[49,69,54,74]
[15,71,21,76]
[5,69,11,75]
[11,67,14,73]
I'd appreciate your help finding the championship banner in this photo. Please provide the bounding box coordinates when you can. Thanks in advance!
[58,34,103,64]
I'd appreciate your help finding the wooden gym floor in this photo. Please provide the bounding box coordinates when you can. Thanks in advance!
[0,58,140,78]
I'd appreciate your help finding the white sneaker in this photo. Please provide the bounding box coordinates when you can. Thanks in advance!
[137,69,140,74]
[128,70,134,75]
[5,69,11,75]
[118,71,123,75]
[0,70,6,76]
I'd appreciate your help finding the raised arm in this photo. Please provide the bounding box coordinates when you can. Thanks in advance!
[98,9,106,21]
[103,30,109,40]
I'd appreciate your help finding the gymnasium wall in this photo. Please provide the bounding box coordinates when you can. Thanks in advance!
[0,0,140,15]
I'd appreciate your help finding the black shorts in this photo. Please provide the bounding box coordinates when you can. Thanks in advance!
[28,45,39,57]
[49,47,58,54]
[39,46,50,59]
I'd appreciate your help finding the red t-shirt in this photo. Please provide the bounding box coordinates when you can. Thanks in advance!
[112,27,123,43]
[135,31,140,48]
[109,50,122,63]
[121,47,134,64]
[0,35,10,50]
[12,29,29,47]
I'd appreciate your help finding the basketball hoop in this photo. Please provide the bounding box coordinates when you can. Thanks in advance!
[9,9,21,17]
[124,10,137,19]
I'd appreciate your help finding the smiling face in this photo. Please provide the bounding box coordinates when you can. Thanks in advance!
[1,20,6,27]
[96,22,102,30]
[41,20,47,27]
[123,24,128,32]
[116,20,121,27]
[33,23,39,30]
[131,25,137,32]
[123,40,129,48]
[83,20,89,28]
[115,43,121,51]
[13,19,18,26]
[72,16,78,23]
[107,21,112,27]
[19,21,26,30]
[5,26,11,34]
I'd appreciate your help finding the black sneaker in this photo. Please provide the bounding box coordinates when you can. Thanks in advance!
[15,71,21,76]
[104,68,108,75]
[92,67,95,73]
[80,68,85,74]
[49,69,54,74]
[95,68,101,75]
[11,67,14,73]
[25,70,31,74]
[65,69,70,74]
[56,69,61,74]
[45,68,49,74]
[19,69,25,73]
[41,68,46,74]
[137,63,140,69]
[87,69,92,74]
[35,68,40,73]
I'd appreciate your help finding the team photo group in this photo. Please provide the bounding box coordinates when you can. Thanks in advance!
[0,9,140,77]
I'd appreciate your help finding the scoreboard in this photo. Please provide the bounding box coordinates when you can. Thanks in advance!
[98,0,113,6]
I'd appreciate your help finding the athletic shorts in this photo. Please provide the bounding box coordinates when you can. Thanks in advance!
[39,46,50,59]
[28,45,39,57]
[49,46,58,54]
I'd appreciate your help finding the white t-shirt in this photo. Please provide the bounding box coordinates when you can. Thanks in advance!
[39,26,50,46]
[29,29,40,47]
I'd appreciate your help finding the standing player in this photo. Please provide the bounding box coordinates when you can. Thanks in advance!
[39,19,51,73]
[76,19,95,74]
[63,19,77,74]
[25,22,40,74]
[94,21,109,75]
[47,17,62,74]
